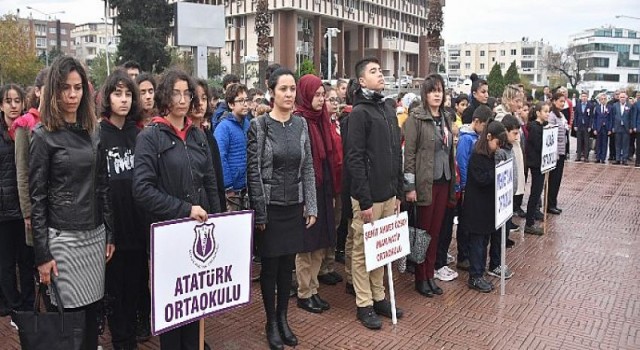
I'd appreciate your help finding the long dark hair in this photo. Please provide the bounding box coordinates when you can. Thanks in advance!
[550,91,564,118]
[529,101,548,122]
[0,84,26,141]
[41,56,96,132]
[474,119,507,157]
[100,69,141,122]
[26,68,48,109]
[420,73,446,112]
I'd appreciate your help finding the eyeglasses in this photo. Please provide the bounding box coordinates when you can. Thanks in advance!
[253,98,263,103]
[171,90,193,102]
[234,98,249,104]
[328,97,339,104]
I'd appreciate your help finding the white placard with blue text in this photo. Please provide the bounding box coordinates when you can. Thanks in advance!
[495,159,514,229]
[150,211,253,336]
[541,126,558,173]
[363,212,411,272]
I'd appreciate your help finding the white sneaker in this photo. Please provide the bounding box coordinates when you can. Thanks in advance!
[435,266,459,281]
[446,252,455,265]
[487,265,514,279]
[10,320,18,330]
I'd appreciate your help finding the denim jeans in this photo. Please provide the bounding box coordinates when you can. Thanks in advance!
[615,130,630,161]
[468,233,489,279]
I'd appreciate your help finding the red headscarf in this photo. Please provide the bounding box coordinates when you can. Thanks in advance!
[294,75,335,188]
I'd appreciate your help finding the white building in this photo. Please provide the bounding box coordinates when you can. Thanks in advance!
[72,22,119,66]
[447,39,551,86]
[571,26,640,94]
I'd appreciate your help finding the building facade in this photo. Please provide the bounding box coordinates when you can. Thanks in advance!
[447,39,551,86]
[19,17,75,60]
[72,22,119,66]
[571,26,640,94]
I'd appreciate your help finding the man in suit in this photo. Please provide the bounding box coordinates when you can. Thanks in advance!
[634,92,640,167]
[611,92,633,165]
[592,93,612,163]
[573,91,593,161]
[606,90,621,160]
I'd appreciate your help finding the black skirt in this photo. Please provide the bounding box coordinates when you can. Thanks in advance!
[259,203,305,258]
[301,162,336,253]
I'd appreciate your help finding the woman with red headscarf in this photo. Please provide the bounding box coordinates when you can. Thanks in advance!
[294,74,340,314]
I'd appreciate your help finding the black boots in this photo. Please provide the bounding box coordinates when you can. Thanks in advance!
[427,278,443,295]
[265,319,284,350]
[277,311,298,346]
[415,280,433,297]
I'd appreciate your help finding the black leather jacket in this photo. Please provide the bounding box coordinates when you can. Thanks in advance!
[29,124,114,265]
[0,129,21,222]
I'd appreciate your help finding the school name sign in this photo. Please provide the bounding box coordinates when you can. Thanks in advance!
[541,126,558,173]
[363,212,410,271]
[495,159,514,229]
[150,211,253,335]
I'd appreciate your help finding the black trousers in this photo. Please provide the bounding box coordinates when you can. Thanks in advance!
[608,133,616,160]
[576,128,590,160]
[454,198,469,263]
[526,167,545,227]
[159,321,199,350]
[136,254,151,332]
[64,301,99,350]
[435,206,455,270]
[513,194,524,211]
[630,132,636,159]
[106,249,147,348]
[260,254,295,320]
[548,155,566,209]
[636,133,640,165]
[0,219,35,311]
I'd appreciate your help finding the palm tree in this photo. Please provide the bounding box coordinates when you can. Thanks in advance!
[426,0,443,74]
[255,0,270,89]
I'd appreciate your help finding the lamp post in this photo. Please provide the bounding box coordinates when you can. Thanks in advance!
[101,17,114,75]
[615,15,640,90]
[26,6,65,67]
[325,28,340,81]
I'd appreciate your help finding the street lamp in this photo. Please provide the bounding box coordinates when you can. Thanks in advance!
[615,15,640,90]
[324,28,340,81]
[101,17,114,75]
[26,6,66,67]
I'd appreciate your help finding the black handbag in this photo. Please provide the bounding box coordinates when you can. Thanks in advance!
[407,204,431,264]
[11,280,86,350]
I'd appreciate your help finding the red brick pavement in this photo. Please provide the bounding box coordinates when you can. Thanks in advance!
[1,161,639,349]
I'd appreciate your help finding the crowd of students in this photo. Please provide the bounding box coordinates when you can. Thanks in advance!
[0,54,637,350]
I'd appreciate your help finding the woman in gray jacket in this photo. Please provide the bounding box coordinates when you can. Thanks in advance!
[547,92,568,215]
[247,68,317,350]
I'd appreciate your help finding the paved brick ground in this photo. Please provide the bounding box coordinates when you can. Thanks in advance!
[2,160,639,349]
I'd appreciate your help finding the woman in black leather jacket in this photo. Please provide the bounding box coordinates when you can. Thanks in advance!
[133,69,221,350]
[29,56,114,349]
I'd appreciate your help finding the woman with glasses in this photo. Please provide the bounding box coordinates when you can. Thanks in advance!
[133,69,221,350]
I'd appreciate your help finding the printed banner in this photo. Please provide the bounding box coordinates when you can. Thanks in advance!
[541,125,558,173]
[495,159,514,229]
[363,212,410,272]
[150,211,253,335]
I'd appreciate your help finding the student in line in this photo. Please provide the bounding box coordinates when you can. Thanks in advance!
[524,102,550,236]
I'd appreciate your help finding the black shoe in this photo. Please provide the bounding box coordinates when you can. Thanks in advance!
[357,306,382,330]
[615,161,621,165]
[524,225,544,236]
[265,320,284,350]
[547,207,561,215]
[373,299,403,319]
[329,271,343,283]
[335,250,345,264]
[311,294,330,311]
[468,277,492,293]
[576,158,582,162]
[506,238,515,248]
[584,159,589,163]
[456,259,470,271]
[415,280,433,297]
[135,314,151,343]
[296,297,323,313]
[623,161,628,166]
[345,282,355,296]
[276,311,298,347]
[289,278,298,298]
[427,278,443,295]
[515,208,526,218]
[318,273,338,286]
[534,211,544,221]
[555,207,563,213]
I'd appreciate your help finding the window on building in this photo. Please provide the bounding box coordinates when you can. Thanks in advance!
[36,38,46,47]
[449,63,460,70]
[239,16,246,28]
[49,27,56,34]
[500,63,505,69]
[614,29,623,38]
[521,61,535,68]
[522,47,535,55]
[583,73,619,82]
[630,31,638,39]
[510,49,516,55]
[480,63,485,69]
[492,57,495,62]
[49,39,56,46]
[581,57,610,68]
[100,37,106,44]
[61,28,67,35]
[480,50,485,56]
[628,74,639,83]
[465,63,471,69]
[35,24,47,35]
[500,50,505,56]
[595,29,612,37]
[634,45,640,55]
[240,39,245,51]
[90,24,97,31]
[61,40,67,47]
[465,50,471,56]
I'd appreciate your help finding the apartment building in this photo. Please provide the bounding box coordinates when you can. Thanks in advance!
[72,22,119,66]
[19,17,75,59]
[447,39,550,86]
[571,26,640,94]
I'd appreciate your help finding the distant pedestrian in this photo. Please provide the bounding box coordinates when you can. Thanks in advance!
[593,93,611,163]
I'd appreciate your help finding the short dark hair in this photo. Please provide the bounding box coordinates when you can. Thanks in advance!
[265,63,282,82]
[454,93,469,106]
[209,86,222,100]
[474,120,507,157]
[100,69,141,122]
[225,83,248,106]
[123,60,141,70]
[472,105,493,123]
[155,69,199,117]
[355,57,380,79]
[501,114,520,131]
[267,68,296,91]
[135,72,156,89]
[396,92,406,103]
[470,73,479,82]
[248,88,264,100]
[222,74,240,90]
[420,73,446,110]
[471,79,488,94]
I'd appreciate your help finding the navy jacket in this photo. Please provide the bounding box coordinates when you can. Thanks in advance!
[610,102,633,133]
[633,101,640,130]
[573,101,593,129]
[592,103,611,131]
[214,114,250,191]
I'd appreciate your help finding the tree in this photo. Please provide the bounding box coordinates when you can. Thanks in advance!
[503,60,520,85]
[38,47,65,66]
[255,0,271,89]
[487,62,505,97]
[0,14,43,86]
[320,48,336,80]
[88,51,117,87]
[167,48,193,75]
[543,45,592,90]
[297,58,316,77]
[426,0,444,74]
[207,54,223,78]
[110,0,174,73]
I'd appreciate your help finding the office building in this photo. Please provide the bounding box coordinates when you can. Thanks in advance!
[19,16,75,60]
[72,22,119,66]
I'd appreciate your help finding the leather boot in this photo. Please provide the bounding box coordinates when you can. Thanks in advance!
[265,319,284,350]
[415,280,433,297]
[427,278,443,295]
[276,311,298,346]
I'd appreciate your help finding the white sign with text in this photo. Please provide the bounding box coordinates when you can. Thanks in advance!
[495,159,514,229]
[541,125,559,173]
[363,212,410,272]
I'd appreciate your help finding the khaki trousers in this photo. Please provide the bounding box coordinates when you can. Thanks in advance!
[319,195,342,275]
[344,218,354,284]
[295,249,325,298]
[351,196,396,307]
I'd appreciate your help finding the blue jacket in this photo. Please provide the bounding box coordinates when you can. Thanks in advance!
[212,101,229,130]
[610,102,633,133]
[633,101,640,130]
[573,101,593,129]
[592,103,611,131]
[214,114,250,191]
[456,125,479,190]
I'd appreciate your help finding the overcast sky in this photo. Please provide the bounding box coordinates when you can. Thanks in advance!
[2,0,639,48]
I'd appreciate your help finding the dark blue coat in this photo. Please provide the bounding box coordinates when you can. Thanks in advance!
[592,103,611,131]
[573,101,593,129]
[610,102,633,133]
[214,114,250,191]
[633,101,640,130]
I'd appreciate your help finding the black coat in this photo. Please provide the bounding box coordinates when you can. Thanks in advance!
[30,124,114,265]
[345,91,403,211]
[203,125,227,211]
[132,120,221,223]
[463,152,495,234]
[462,99,487,124]
[525,120,547,169]
[0,126,21,222]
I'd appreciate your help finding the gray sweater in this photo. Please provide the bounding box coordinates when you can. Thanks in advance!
[548,110,568,156]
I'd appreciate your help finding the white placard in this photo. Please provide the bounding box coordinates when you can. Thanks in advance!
[150,211,253,335]
[495,159,514,229]
[541,125,558,173]
[363,212,410,272]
